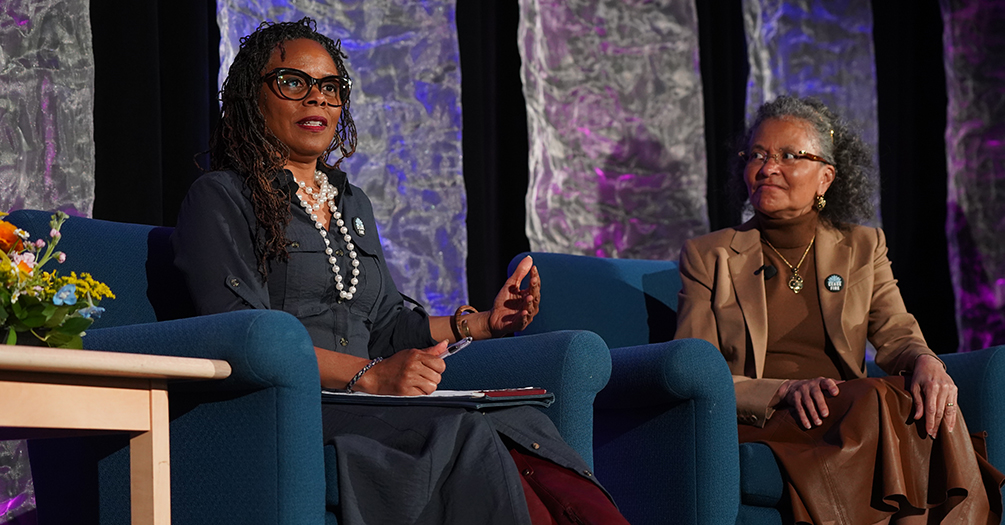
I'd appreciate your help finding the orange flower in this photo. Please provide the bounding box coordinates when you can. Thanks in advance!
[0,220,21,252]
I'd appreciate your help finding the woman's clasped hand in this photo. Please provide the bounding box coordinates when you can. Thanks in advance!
[777,355,959,437]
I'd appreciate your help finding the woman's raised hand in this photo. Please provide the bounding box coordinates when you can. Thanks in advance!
[355,341,447,396]
[487,255,541,337]
[776,377,843,429]
[907,354,958,438]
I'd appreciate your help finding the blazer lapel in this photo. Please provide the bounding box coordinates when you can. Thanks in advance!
[815,225,858,375]
[728,223,769,378]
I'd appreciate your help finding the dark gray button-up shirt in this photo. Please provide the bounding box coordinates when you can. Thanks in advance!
[172,167,436,359]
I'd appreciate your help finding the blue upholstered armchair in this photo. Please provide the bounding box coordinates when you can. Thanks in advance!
[509,252,740,525]
[510,251,1005,525]
[8,210,611,525]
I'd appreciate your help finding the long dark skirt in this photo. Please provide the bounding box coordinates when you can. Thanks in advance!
[738,376,1004,525]
[321,404,604,525]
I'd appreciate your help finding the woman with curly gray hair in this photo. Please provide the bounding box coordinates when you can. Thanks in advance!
[677,95,1003,523]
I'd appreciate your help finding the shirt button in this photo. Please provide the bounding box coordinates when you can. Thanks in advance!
[522,469,533,476]
[229,278,240,288]
[339,338,348,347]
[336,249,344,256]
[531,443,540,450]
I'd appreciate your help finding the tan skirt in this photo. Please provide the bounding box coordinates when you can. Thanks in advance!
[738,376,1004,525]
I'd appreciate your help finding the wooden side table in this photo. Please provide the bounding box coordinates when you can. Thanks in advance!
[0,345,232,525]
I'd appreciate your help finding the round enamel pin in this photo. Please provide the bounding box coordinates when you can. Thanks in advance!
[825,274,844,292]
[353,217,366,236]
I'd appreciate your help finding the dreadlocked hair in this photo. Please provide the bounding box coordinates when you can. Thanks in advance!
[728,95,875,230]
[209,17,358,279]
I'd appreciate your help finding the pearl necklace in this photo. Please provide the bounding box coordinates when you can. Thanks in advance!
[295,170,360,300]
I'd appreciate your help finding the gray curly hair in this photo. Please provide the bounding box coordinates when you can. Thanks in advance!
[730,95,876,228]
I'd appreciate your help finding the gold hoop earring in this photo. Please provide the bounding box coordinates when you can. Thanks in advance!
[814,194,827,211]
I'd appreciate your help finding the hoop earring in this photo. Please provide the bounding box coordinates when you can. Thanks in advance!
[814,194,827,211]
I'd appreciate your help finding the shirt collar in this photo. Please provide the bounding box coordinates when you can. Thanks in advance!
[273,165,352,200]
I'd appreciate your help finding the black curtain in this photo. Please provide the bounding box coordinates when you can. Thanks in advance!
[456,1,531,309]
[89,0,957,351]
[89,0,219,227]
[872,1,957,352]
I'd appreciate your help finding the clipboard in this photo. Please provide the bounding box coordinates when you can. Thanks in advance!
[321,387,554,409]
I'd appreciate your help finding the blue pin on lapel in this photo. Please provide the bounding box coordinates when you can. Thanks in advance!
[825,274,844,292]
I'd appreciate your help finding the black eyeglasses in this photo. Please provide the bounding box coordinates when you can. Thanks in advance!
[738,149,833,168]
[261,68,352,106]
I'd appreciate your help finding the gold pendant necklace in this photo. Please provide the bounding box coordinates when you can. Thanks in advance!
[762,234,815,294]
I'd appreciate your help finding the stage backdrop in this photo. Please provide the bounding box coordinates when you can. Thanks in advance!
[518,0,710,260]
[218,0,467,314]
[0,0,95,519]
[941,0,1005,352]
[0,0,94,216]
[742,0,882,225]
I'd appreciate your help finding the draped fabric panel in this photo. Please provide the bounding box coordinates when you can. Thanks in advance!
[0,1,95,519]
[0,0,94,216]
[518,0,709,260]
[742,0,881,226]
[0,440,32,524]
[217,0,466,314]
[940,0,1005,352]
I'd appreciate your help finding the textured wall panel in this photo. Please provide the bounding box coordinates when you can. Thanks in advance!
[519,0,709,259]
[0,440,32,523]
[941,0,1005,351]
[0,1,95,519]
[0,0,94,216]
[742,0,881,225]
[218,0,466,315]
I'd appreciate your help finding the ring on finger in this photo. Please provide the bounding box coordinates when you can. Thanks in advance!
[947,401,955,407]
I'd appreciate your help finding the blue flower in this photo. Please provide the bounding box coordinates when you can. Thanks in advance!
[77,306,105,319]
[52,284,77,306]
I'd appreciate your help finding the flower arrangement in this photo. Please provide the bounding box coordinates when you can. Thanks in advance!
[0,211,114,348]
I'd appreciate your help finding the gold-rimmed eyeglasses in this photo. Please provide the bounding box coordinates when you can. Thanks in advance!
[739,149,833,168]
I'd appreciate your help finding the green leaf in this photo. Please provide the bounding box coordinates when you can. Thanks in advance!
[47,332,82,349]
[4,329,15,345]
[20,314,48,328]
[55,316,93,335]
[42,305,72,328]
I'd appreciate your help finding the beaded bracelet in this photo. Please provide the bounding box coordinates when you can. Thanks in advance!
[345,357,383,393]
[452,305,478,341]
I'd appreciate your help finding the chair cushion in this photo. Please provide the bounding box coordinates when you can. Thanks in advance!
[736,502,784,525]
[739,442,784,507]
[509,252,681,349]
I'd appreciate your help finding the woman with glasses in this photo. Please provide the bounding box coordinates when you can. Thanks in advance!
[675,95,1003,524]
[171,17,628,525]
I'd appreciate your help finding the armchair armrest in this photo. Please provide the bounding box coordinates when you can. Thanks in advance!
[59,309,327,525]
[594,338,740,525]
[84,309,319,392]
[941,345,1005,468]
[438,330,611,467]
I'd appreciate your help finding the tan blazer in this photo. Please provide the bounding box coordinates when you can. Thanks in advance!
[674,219,937,427]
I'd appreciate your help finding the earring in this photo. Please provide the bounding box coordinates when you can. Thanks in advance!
[814,194,827,211]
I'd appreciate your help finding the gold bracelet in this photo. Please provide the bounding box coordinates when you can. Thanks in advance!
[453,305,478,340]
